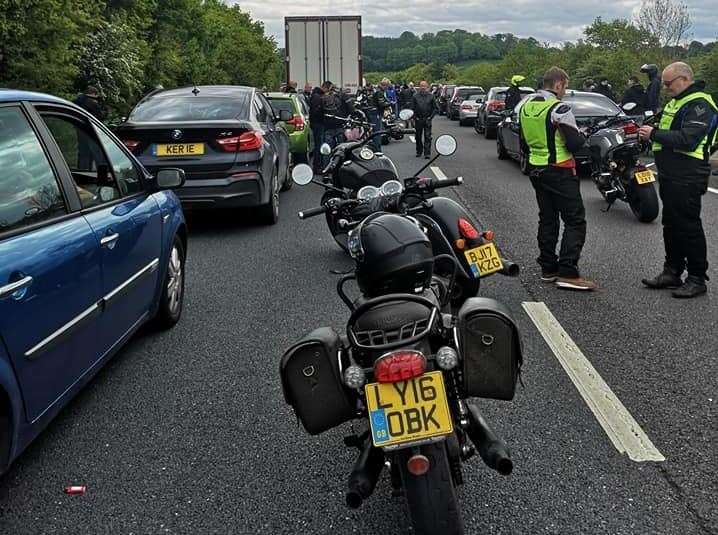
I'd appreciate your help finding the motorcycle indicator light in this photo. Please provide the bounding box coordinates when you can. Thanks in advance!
[407,454,430,476]
[458,218,480,240]
[374,350,426,383]
[435,346,459,371]
[482,230,495,241]
[454,238,466,250]
[343,364,366,389]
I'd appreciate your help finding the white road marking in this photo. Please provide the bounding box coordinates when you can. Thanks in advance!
[431,166,447,181]
[409,135,415,143]
[522,301,665,463]
[708,187,718,195]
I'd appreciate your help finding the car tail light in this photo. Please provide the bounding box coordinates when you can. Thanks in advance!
[217,132,264,152]
[486,100,505,112]
[622,122,639,135]
[287,114,305,131]
[123,140,141,153]
[458,218,480,240]
[373,350,426,383]
[461,104,473,111]
[407,454,430,476]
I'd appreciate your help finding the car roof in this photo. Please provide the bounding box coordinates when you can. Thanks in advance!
[0,89,73,105]
[149,85,254,98]
[265,92,295,99]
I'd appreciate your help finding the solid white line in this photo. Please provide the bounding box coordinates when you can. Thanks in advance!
[522,301,665,463]
[430,166,447,181]
[409,135,415,143]
[708,187,718,195]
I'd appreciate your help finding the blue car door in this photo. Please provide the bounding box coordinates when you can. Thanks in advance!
[0,103,104,422]
[37,108,162,346]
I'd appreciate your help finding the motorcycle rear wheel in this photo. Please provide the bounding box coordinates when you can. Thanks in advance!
[628,182,659,223]
[398,441,464,535]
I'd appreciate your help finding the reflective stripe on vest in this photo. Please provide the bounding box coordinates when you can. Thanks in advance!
[652,91,718,160]
[520,97,573,166]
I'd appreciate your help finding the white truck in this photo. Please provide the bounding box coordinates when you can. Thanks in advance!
[284,16,363,92]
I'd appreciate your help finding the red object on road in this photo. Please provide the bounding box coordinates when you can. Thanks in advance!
[64,485,86,495]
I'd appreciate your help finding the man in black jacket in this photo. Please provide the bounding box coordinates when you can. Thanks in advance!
[620,76,645,114]
[411,81,438,158]
[309,86,324,172]
[641,64,661,113]
[639,62,717,298]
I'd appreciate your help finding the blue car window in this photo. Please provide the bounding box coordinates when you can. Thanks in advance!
[94,127,143,197]
[42,114,121,208]
[0,107,66,234]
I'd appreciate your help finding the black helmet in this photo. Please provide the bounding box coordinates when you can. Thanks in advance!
[640,64,658,76]
[349,213,434,297]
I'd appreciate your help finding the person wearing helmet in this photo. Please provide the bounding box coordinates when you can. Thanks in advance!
[641,63,661,113]
[505,75,525,110]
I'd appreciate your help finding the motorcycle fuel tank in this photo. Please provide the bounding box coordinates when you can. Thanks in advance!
[337,151,399,190]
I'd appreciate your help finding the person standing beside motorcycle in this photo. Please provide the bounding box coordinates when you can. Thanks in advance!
[621,76,646,115]
[641,63,662,114]
[320,82,348,162]
[410,80,438,159]
[366,79,392,151]
[520,67,596,291]
[639,62,717,298]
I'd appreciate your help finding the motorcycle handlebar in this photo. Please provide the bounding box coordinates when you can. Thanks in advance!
[431,176,463,189]
[298,205,329,219]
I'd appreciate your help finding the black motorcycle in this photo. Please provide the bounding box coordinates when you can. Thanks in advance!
[586,105,659,223]
[280,211,523,535]
[291,135,519,308]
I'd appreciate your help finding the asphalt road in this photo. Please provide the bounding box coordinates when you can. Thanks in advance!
[0,117,716,535]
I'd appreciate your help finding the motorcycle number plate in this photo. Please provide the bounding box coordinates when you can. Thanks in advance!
[365,372,453,448]
[464,243,504,278]
[635,170,656,184]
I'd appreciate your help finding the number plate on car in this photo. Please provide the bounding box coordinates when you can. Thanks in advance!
[464,242,504,277]
[635,170,655,184]
[154,143,204,157]
[365,371,453,448]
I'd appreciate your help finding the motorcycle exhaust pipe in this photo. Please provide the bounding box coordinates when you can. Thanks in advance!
[346,439,385,509]
[499,259,520,277]
[465,402,513,476]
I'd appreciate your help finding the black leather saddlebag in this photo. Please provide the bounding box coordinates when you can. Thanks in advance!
[457,298,523,400]
[280,327,355,435]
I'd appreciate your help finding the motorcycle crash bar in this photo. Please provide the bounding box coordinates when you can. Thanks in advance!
[465,401,513,476]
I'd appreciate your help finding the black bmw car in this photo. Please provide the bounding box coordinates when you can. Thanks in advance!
[116,86,292,224]
[496,90,626,175]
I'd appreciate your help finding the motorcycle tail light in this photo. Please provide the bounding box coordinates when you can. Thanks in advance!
[622,122,639,135]
[373,350,426,383]
[458,218,480,240]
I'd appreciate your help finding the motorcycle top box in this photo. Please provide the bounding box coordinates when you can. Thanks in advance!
[280,327,356,435]
[456,297,523,401]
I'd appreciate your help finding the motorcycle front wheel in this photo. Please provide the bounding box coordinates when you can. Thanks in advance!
[397,441,464,535]
[627,181,660,223]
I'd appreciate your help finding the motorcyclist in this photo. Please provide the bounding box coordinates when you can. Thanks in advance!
[505,75,525,110]
[620,76,646,114]
[641,63,661,113]
[410,80,439,159]
[594,78,615,102]
[365,79,392,150]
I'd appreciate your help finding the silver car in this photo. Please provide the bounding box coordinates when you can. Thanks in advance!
[458,93,486,126]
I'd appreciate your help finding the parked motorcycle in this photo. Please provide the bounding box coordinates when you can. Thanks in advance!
[280,201,523,534]
[293,135,519,308]
[587,103,659,223]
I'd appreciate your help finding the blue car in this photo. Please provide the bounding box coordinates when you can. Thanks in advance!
[0,90,188,473]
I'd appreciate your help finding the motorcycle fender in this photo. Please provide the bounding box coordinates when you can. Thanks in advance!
[422,196,479,246]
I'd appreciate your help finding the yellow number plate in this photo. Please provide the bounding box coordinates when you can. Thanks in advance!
[365,371,453,448]
[464,242,504,278]
[635,170,655,184]
[155,143,204,157]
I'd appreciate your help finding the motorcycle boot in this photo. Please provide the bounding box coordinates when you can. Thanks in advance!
[641,266,682,289]
[671,275,707,298]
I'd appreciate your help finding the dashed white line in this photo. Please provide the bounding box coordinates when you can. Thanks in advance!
[430,166,447,181]
[522,301,665,463]
[409,135,416,143]
[708,187,718,195]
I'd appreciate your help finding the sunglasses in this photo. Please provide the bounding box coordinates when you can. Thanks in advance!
[662,76,685,88]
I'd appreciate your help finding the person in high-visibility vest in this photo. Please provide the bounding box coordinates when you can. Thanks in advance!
[639,61,717,298]
[520,66,596,290]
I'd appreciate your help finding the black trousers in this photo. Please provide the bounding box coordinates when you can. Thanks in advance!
[415,118,432,156]
[529,167,587,278]
[658,179,708,278]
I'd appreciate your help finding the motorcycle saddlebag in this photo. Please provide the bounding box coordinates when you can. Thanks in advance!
[456,298,523,401]
[280,327,355,435]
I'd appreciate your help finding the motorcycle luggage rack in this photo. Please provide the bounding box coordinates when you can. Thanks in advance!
[352,316,434,348]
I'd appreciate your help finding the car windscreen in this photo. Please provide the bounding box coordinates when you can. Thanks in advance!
[129,95,251,122]
[564,94,621,117]
[457,88,482,99]
[268,99,295,115]
[467,94,484,101]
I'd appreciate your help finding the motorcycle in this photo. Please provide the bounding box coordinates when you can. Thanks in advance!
[586,103,660,223]
[280,203,523,534]
[293,135,519,308]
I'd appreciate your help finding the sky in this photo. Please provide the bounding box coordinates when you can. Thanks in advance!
[226,0,718,45]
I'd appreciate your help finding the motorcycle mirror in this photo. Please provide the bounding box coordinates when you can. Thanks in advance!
[291,164,314,186]
[644,110,654,118]
[399,109,414,121]
[435,135,457,156]
[622,102,637,112]
[320,143,332,156]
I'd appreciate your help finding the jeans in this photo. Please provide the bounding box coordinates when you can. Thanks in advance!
[659,179,708,278]
[415,118,432,157]
[311,124,324,172]
[529,167,587,278]
[366,110,383,151]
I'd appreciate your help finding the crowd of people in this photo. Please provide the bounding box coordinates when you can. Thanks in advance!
[580,64,663,114]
